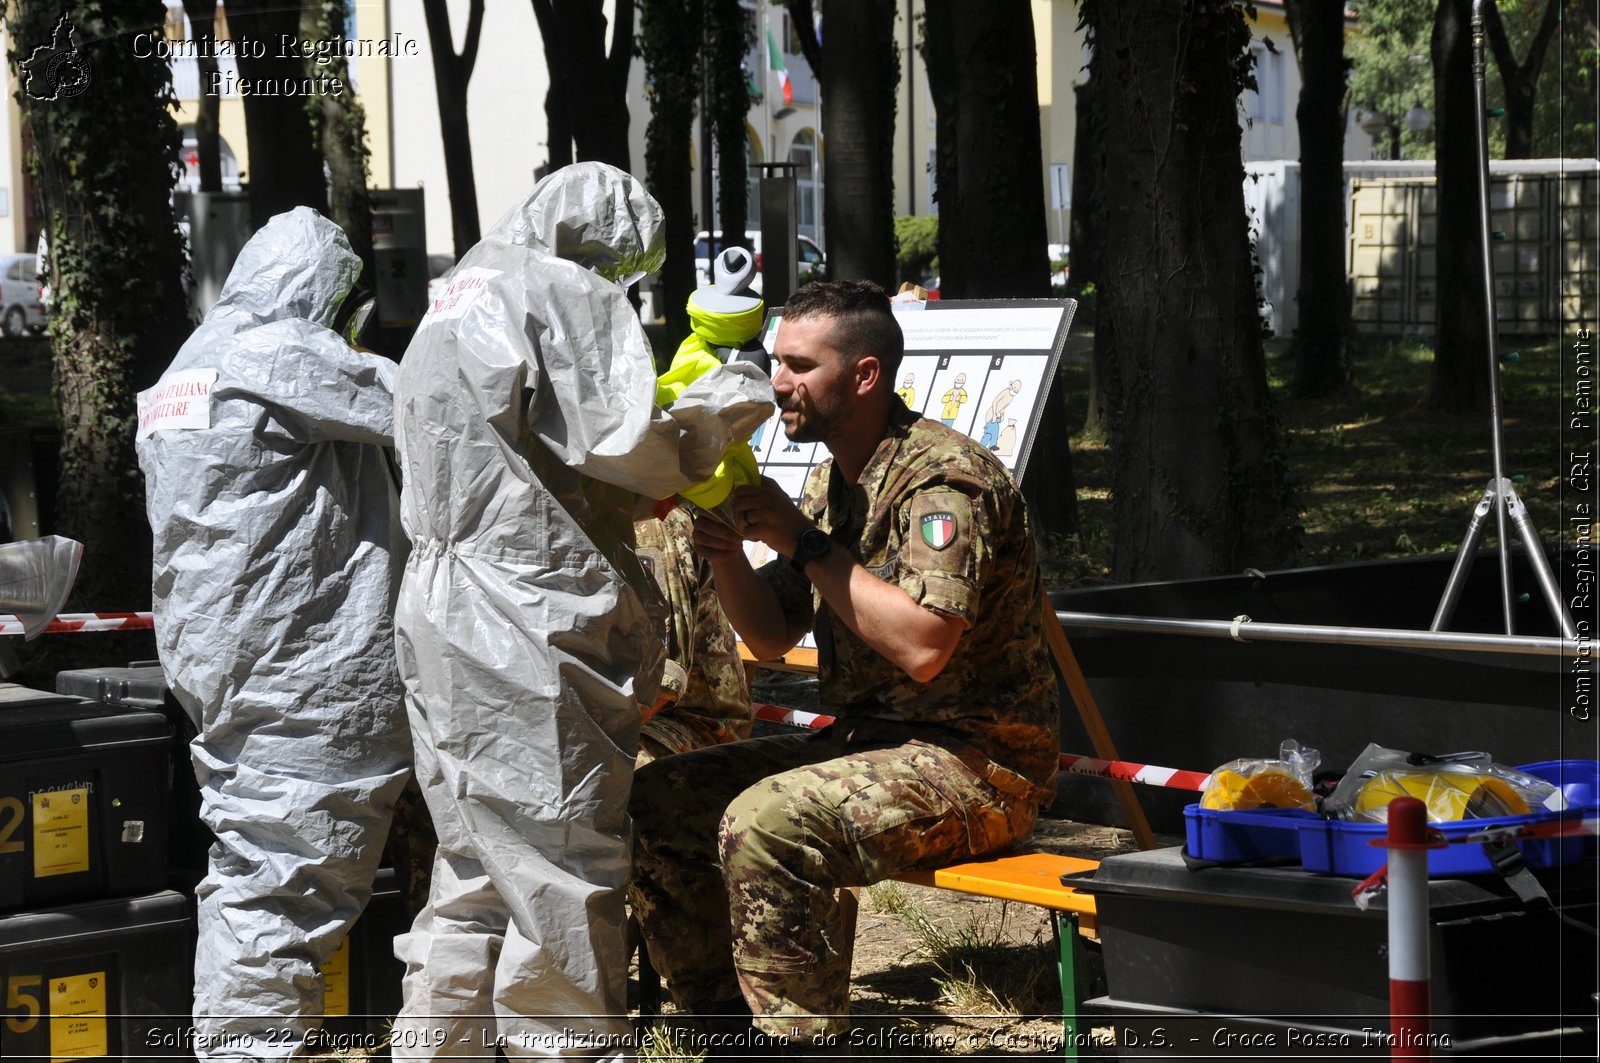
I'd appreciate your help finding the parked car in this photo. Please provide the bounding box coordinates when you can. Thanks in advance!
[694,230,825,294]
[0,253,46,337]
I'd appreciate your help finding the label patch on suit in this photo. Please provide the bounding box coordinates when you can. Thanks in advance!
[136,368,217,439]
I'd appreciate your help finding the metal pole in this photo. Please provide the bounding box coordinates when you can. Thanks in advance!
[1057,610,1580,658]
[1471,0,1516,634]
[1384,796,1435,1060]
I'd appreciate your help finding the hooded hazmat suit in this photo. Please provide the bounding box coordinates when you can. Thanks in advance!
[389,162,772,1059]
[136,207,411,1061]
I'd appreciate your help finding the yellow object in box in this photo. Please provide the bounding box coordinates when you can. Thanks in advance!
[1352,771,1531,821]
[1200,768,1315,812]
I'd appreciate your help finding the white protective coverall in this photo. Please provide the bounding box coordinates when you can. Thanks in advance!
[390,162,772,1059]
[137,208,411,1061]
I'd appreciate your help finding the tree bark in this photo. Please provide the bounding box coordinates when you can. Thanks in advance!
[1482,0,1560,160]
[531,0,633,171]
[1429,0,1492,413]
[1075,54,1113,438]
[1285,0,1352,396]
[182,0,223,192]
[641,0,703,341]
[708,0,754,255]
[303,0,373,272]
[226,0,328,227]
[923,0,1071,536]
[811,0,897,288]
[1088,0,1299,580]
[5,1,194,622]
[421,0,485,261]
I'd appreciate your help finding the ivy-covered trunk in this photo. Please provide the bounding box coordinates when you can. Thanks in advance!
[304,0,373,272]
[4,2,193,618]
[641,0,703,342]
[1087,0,1299,580]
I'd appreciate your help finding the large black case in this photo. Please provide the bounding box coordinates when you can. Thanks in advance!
[0,684,169,911]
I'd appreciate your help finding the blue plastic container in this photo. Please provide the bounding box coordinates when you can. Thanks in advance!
[1182,805,1319,863]
[1184,760,1599,878]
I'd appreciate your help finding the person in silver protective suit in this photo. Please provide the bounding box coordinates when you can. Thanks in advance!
[136,207,412,1062]
[389,161,771,1061]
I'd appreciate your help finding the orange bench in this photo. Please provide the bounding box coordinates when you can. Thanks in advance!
[884,851,1101,1060]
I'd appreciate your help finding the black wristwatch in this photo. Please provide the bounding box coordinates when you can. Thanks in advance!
[789,527,832,573]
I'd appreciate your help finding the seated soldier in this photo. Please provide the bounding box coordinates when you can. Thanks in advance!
[628,280,1061,1057]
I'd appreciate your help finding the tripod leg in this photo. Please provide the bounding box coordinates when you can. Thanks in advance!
[1431,483,1496,632]
[1504,485,1578,639]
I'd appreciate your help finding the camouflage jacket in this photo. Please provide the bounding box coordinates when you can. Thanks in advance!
[762,401,1060,798]
[636,505,753,754]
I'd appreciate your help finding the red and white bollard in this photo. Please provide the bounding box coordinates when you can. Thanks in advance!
[1374,796,1445,1060]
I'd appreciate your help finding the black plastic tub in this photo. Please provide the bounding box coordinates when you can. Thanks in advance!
[1049,547,1594,833]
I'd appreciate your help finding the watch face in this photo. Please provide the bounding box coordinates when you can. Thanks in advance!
[801,529,830,557]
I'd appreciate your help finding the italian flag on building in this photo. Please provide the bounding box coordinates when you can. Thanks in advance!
[767,26,792,108]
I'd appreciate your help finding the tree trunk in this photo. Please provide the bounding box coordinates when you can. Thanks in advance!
[303,0,373,272]
[1429,0,1492,413]
[1285,0,1352,396]
[641,0,703,342]
[923,0,1071,536]
[226,0,328,227]
[1074,55,1113,438]
[532,0,633,171]
[1483,0,1561,160]
[1088,0,1299,580]
[422,0,485,261]
[708,0,754,255]
[182,0,223,192]
[4,2,194,622]
[816,0,897,288]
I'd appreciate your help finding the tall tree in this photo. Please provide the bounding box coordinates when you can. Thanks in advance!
[531,0,633,170]
[1429,0,1493,412]
[1482,0,1561,158]
[226,0,328,226]
[788,0,898,289]
[707,0,756,255]
[421,0,485,261]
[1285,0,1353,396]
[1084,0,1299,579]
[304,0,373,271]
[181,0,222,192]
[641,0,704,340]
[1074,30,1113,438]
[4,2,194,618]
[921,0,1073,537]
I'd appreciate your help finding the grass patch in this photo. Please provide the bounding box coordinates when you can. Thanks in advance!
[882,894,1057,1016]
[1053,332,1572,582]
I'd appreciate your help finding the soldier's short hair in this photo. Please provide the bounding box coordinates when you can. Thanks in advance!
[784,279,904,385]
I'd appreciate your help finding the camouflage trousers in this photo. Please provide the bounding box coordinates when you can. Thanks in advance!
[628,726,1039,1039]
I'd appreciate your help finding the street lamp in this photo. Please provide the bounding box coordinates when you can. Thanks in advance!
[1359,110,1387,159]
[1404,102,1432,135]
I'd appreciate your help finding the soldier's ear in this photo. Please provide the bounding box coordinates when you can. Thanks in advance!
[854,354,881,397]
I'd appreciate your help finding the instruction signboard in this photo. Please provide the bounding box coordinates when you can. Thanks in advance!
[749,298,1077,503]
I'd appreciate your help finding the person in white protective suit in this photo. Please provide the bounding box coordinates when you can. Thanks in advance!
[137,207,411,1062]
[389,161,772,1060]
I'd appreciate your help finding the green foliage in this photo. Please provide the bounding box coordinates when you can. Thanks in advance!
[893,213,938,280]
[1347,0,1436,159]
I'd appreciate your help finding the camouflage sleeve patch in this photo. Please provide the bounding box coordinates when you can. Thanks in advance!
[904,488,979,621]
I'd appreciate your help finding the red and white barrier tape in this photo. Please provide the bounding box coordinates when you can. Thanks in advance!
[752,702,1212,792]
[0,611,156,636]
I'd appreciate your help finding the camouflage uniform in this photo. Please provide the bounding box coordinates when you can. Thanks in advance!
[634,505,753,764]
[630,401,1060,1039]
